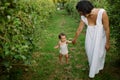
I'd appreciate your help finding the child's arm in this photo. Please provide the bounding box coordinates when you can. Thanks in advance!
[54,41,60,49]
[54,45,59,49]
[66,40,72,44]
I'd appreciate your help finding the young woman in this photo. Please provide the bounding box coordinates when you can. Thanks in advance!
[72,0,110,78]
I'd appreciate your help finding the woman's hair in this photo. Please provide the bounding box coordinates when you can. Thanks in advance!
[58,33,66,39]
[76,0,94,15]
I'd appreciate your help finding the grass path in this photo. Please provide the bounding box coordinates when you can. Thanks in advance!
[26,10,120,80]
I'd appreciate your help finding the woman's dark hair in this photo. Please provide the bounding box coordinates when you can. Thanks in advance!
[76,0,94,15]
[58,33,66,39]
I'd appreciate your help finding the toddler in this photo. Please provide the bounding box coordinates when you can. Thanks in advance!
[54,33,72,64]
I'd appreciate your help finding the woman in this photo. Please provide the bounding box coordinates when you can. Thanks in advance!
[72,0,110,78]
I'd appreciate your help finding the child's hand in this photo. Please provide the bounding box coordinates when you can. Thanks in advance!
[67,40,72,44]
[54,45,59,49]
[54,46,57,49]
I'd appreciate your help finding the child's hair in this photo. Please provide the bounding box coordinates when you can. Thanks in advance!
[58,33,66,39]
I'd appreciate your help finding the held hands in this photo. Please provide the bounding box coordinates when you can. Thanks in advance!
[72,39,77,44]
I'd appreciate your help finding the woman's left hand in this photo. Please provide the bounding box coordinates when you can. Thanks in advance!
[105,43,110,51]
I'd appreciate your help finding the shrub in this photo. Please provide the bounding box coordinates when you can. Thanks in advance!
[0,0,55,79]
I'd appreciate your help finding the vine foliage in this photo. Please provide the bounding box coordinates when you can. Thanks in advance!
[0,0,55,79]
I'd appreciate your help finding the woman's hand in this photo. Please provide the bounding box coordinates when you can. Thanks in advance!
[72,39,76,44]
[105,43,110,51]
[72,20,84,45]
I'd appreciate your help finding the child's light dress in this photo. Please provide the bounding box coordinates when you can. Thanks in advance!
[59,41,68,55]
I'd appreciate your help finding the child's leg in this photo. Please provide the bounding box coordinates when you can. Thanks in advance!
[59,54,63,63]
[65,54,69,64]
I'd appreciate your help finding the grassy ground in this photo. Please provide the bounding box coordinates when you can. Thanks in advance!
[24,10,120,80]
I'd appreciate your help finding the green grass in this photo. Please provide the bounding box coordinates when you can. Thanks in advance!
[24,10,120,80]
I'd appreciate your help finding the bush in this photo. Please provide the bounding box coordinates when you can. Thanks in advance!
[64,0,79,20]
[0,0,55,79]
[107,0,120,57]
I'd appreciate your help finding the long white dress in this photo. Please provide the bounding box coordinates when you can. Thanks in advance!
[81,9,106,78]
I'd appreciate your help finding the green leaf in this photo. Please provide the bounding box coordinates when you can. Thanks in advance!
[20,55,26,60]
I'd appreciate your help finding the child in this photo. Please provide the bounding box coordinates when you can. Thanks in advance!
[54,33,72,64]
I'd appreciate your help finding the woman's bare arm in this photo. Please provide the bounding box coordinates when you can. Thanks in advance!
[72,20,85,44]
[102,11,110,50]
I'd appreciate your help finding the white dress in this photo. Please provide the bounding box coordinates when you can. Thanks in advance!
[59,41,68,55]
[81,9,106,78]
